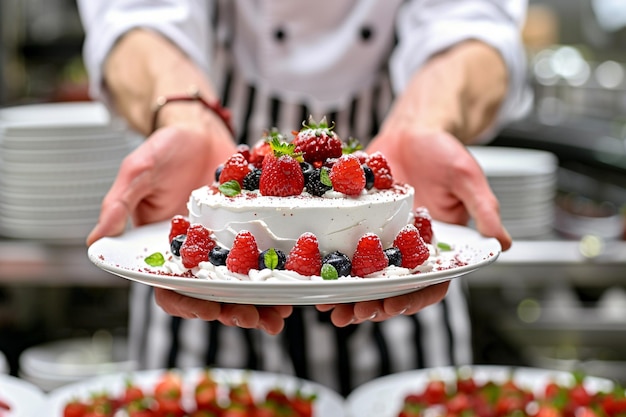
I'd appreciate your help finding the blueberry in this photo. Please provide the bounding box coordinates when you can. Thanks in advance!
[258,248,286,270]
[363,165,375,190]
[322,251,352,276]
[170,234,186,256]
[384,247,402,267]
[300,161,314,181]
[209,246,230,266]
[215,165,224,182]
[243,168,262,191]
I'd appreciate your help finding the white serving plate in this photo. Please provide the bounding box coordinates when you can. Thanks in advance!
[88,220,501,305]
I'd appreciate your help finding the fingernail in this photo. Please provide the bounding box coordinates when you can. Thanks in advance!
[232,317,240,326]
[366,310,379,320]
[397,308,408,315]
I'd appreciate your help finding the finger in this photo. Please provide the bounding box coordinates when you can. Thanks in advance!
[329,303,357,327]
[154,288,222,320]
[315,304,336,312]
[218,304,260,328]
[382,282,450,316]
[453,157,512,251]
[257,307,289,335]
[86,199,131,245]
[353,300,384,321]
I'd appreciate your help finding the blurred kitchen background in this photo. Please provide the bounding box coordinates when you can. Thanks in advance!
[0,0,625,391]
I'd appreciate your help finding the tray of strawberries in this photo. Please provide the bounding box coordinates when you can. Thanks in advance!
[41,367,344,417]
[345,365,625,417]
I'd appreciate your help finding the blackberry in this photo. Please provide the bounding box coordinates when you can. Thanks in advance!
[384,247,402,267]
[170,234,186,257]
[243,168,262,191]
[258,248,287,270]
[363,164,375,190]
[300,161,314,181]
[209,246,230,266]
[305,168,332,197]
[322,251,352,276]
[215,164,223,182]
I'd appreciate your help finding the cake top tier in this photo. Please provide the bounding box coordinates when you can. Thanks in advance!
[214,116,400,199]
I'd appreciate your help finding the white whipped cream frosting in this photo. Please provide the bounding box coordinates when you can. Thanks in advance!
[187,183,415,256]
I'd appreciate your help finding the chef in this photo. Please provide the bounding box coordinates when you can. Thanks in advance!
[77,0,527,395]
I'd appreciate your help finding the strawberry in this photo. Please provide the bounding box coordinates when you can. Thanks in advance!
[219,153,251,187]
[366,151,394,189]
[413,206,434,244]
[351,233,388,277]
[226,230,260,274]
[180,224,217,268]
[285,233,322,276]
[329,154,366,196]
[393,225,429,269]
[249,140,271,168]
[292,116,343,163]
[259,136,304,196]
[168,215,190,244]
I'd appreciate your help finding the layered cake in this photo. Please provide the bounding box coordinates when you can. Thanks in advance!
[162,117,442,281]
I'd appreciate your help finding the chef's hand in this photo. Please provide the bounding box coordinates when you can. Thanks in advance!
[86,124,292,335]
[315,127,510,326]
[315,42,513,326]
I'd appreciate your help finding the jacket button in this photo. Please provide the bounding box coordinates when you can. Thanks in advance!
[274,27,287,42]
[360,26,374,41]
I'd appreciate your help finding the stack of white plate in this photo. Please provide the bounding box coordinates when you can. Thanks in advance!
[19,334,137,392]
[0,102,140,243]
[468,146,558,239]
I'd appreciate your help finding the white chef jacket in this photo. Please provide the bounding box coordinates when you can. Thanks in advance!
[77,0,529,396]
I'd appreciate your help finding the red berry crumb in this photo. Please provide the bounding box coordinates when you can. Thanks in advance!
[219,153,251,186]
[285,233,322,276]
[351,233,388,277]
[393,225,429,269]
[180,224,216,269]
[329,154,366,196]
[413,207,434,244]
[169,215,190,244]
[367,151,394,189]
[226,230,260,274]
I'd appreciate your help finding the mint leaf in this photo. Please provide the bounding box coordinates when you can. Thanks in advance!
[320,167,332,187]
[321,263,339,280]
[219,180,241,197]
[437,242,452,251]
[145,252,166,267]
[263,248,279,270]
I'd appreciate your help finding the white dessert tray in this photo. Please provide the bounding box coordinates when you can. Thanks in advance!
[88,220,500,305]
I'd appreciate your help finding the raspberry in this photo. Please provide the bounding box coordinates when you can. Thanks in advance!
[351,233,388,277]
[413,206,434,244]
[366,152,394,189]
[236,143,251,162]
[219,153,251,186]
[226,230,260,274]
[285,233,322,276]
[169,215,190,244]
[393,225,429,269]
[329,154,366,196]
[180,224,216,268]
[259,153,304,196]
